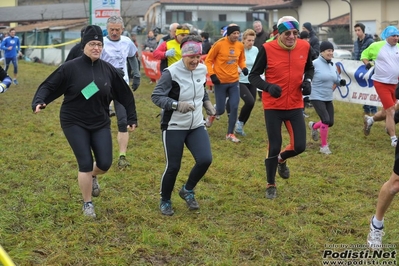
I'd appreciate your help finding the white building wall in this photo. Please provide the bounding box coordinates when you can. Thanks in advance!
[352,0,399,35]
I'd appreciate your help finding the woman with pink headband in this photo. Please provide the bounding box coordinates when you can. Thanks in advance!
[151,35,216,216]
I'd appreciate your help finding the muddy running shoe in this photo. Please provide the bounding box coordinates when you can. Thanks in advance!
[363,115,374,136]
[226,133,240,143]
[308,121,319,141]
[118,155,130,169]
[92,176,100,197]
[205,115,216,128]
[82,202,96,218]
[179,185,199,210]
[235,121,246,136]
[265,184,277,199]
[277,160,290,179]
[160,200,174,216]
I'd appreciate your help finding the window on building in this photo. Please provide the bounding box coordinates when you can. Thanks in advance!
[246,12,268,22]
[166,11,192,24]
[219,14,227,21]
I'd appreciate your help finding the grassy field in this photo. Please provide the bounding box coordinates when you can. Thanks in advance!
[0,61,397,265]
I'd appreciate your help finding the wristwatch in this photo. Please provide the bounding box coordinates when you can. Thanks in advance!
[172,101,178,110]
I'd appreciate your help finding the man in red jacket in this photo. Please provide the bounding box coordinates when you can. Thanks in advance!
[249,16,314,199]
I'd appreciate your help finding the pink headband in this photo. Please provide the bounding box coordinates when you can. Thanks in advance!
[181,41,202,57]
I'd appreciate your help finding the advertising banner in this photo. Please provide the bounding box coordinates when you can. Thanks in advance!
[90,0,121,30]
[333,59,382,107]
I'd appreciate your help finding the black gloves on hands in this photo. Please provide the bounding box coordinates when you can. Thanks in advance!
[339,79,346,86]
[132,77,140,91]
[116,68,125,78]
[177,101,195,113]
[210,74,221,85]
[301,81,312,96]
[242,67,249,76]
[264,83,282,98]
[365,62,374,70]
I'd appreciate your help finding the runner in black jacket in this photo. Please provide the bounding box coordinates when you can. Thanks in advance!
[31,25,137,218]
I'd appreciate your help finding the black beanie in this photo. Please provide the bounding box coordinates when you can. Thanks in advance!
[320,41,334,52]
[299,31,309,39]
[226,25,240,36]
[303,22,312,32]
[81,25,103,49]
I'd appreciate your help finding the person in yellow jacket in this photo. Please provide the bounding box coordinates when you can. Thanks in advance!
[153,24,190,71]
[204,24,248,143]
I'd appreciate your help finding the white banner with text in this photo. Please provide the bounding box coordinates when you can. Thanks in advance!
[332,59,382,107]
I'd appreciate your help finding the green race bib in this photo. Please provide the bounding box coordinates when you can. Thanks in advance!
[81,81,99,100]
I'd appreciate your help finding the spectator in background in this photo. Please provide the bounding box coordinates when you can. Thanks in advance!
[253,20,268,49]
[65,26,86,62]
[373,34,381,42]
[155,33,164,44]
[1,28,22,85]
[299,31,318,60]
[302,22,320,56]
[353,23,376,116]
[200,32,212,54]
[143,30,158,52]
[220,26,227,37]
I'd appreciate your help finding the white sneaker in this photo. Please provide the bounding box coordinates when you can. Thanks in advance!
[391,138,397,147]
[82,202,96,218]
[319,145,332,154]
[363,115,374,136]
[308,121,319,141]
[367,221,384,250]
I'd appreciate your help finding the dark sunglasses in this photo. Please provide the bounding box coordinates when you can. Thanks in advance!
[284,30,299,37]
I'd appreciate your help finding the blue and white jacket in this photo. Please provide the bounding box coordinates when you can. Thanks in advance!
[309,55,341,101]
[151,59,209,130]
